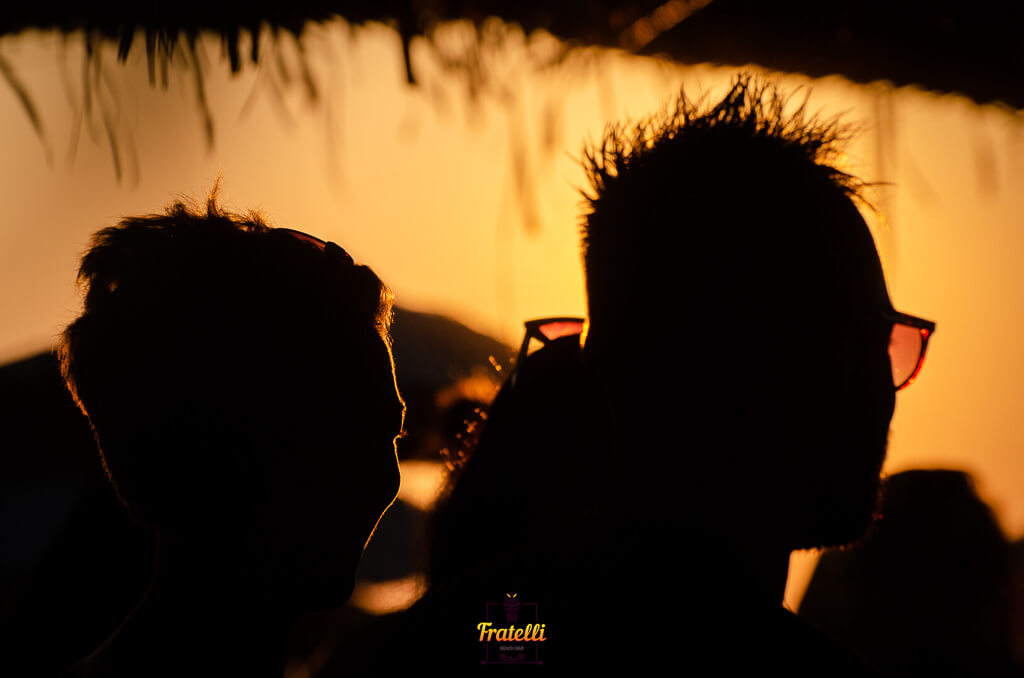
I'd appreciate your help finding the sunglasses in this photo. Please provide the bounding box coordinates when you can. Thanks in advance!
[514,310,935,392]
[275,227,353,263]
[510,317,586,388]
[884,308,935,391]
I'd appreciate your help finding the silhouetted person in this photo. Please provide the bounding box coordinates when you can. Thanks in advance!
[800,469,1019,675]
[370,75,936,675]
[428,322,612,590]
[58,191,405,677]
[570,74,935,671]
[356,321,613,675]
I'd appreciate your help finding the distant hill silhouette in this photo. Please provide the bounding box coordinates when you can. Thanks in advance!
[388,308,511,391]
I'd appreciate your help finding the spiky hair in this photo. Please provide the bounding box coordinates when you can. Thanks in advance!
[579,73,869,327]
[582,73,864,219]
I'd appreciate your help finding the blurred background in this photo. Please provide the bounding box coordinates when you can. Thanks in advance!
[2,1,1024,674]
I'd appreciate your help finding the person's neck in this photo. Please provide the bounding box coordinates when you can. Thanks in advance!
[636,510,791,606]
[685,499,793,606]
[86,528,292,677]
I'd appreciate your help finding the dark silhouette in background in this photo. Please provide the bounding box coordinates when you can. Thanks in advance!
[1012,537,1024,670]
[428,322,612,591]
[55,192,404,677]
[800,469,1021,676]
[0,353,154,678]
[359,323,612,675]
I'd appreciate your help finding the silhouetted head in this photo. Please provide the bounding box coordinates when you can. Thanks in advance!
[429,331,613,588]
[580,75,895,550]
[60,191,404,611]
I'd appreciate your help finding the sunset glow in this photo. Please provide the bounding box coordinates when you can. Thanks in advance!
[2,20,1024,616]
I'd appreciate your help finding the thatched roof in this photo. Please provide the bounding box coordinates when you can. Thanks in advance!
[2,1,1020,186]
[644,0,1024,110]
[2,1,1021,107]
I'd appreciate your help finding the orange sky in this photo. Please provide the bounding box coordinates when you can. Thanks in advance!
[2,21,1023,608]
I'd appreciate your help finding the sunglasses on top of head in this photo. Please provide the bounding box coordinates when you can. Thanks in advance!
[508,317,586,388]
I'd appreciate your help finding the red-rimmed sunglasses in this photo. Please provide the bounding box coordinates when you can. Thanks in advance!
[275,227,353,263]
[509,317,586,388]
[513,311,935,392]
[885,308,935,391]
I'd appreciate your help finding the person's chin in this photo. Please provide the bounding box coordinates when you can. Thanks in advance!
[794,451,887,550]
[799,502,879,550]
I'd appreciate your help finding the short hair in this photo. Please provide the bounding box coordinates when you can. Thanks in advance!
[60,191,394,526]
[580,74,869,333]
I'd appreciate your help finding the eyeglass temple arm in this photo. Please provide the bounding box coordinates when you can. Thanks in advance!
[883,309,936,334]
[511,317,585,388]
